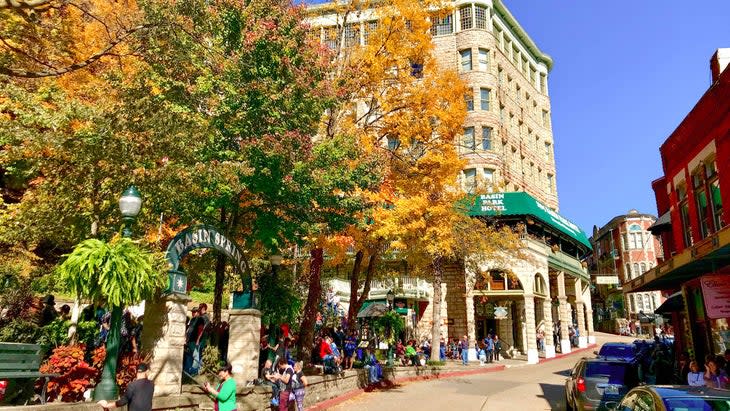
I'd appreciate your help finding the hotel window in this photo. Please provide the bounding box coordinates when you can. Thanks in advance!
[625,263,632,280]
[474,5,488,29]
[633,263,640,278]
[363,21,378,44]
[542,110,550,127]
[387,136,400,151]
[460,49,472,71]
[498,67,503,86]
[481,127,492,150]
[464,168,477,192]
[478,48,489,71]
[693,160,724,238]
[636,294,644,312]
[459,6,472,30]
[343,23,360,48]
[540,73,547,93]
[462,127,475,151]
[324,26,338,50]
[483,168,494,183]
[640,262,647,275]
[544,142,552,160]
[480,88,490,110]
[547,174,554,193]
[430,14,453,36]
[465,92,474,111]
[677,184,693,247]
[628,224,643,249]
[643,294,651,311]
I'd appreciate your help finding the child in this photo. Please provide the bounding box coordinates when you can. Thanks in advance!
[291,361,308,411]
[478,345,487,365]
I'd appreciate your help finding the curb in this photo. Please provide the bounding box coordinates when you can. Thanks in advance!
[539,344,598,364]
[305,364,506,411]
[307,344,598,410]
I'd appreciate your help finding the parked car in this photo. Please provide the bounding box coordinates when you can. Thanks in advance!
[614,385,730,410]
[566,358,640,411]
[596,343,637,362]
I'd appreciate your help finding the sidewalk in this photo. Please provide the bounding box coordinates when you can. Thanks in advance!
[306,347,597,411]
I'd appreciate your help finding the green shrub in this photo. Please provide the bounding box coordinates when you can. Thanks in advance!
[426,360,445,367]
[0,318,41,343]
[38,318,70,348]
[200,345,221,377]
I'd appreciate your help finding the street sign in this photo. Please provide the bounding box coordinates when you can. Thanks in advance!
[595,276,620,285]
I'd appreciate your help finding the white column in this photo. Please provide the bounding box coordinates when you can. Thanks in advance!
[524,295,539,364]
[583,285,596,344]
[557,271,571,354]
[574,279,587,348]
[542,298,556,358]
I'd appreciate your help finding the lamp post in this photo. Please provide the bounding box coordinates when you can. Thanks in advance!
[94,186,142,400]
[386,290,395,367]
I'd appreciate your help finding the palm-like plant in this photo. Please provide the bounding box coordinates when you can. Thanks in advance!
[56,236,166,398]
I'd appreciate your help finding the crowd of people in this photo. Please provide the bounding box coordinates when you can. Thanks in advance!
[676,349,730,388]
[183,303,230,376]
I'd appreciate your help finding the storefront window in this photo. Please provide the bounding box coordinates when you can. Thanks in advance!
[693,160,723,239]
[711,179,724,230]
[678,184,692,247]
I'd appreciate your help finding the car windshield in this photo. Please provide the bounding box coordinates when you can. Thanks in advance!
[600,345,633,357]
[585,362,631,385]
[662,398,730,411]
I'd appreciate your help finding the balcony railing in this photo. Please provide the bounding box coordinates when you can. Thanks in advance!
[327,276,432,300]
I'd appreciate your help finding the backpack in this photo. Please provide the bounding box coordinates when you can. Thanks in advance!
[290,371,304,390]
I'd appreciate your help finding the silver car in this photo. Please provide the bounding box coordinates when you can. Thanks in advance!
[565,357,640,411]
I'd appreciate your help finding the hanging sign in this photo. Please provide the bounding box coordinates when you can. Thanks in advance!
[700,274,730,319]
[494,306,509,319]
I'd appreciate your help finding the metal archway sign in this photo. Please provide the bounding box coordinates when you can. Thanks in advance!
[164,225,252,307]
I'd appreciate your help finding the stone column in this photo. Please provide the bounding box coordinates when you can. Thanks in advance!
[141,294,190,396]
[523,295,539,364]
[542,298,556,358]
[574,279,587,348]
[556,271,571,354]
[583,285,596,344]
[516,298,526,354]
[464,272,478,361]
[228,309,261,388]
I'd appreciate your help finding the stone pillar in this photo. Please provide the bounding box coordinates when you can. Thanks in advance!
[574,279,587,348]
[516,298,526,354]
[465,292,478,361]
[557,272,571,354]
[542,299,556,358]
[583,285,596,344]
[141,294,190,396]
[228,309,261,387]
[523,295,539,364]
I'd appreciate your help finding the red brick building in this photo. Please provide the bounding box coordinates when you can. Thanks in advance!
[625,49,730,363]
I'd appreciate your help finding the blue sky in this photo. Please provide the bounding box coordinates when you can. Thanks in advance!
[502,1,730,233]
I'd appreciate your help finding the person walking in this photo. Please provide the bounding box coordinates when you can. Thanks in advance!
[493,335,502,362]
[484,335,494,363]
[203,363,237,411]
[98,363,154,411]
[460,335,469,366]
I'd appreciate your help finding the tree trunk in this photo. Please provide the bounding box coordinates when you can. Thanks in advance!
[430,256,444,356]
[346,250,364,327]
[213,207,227,323]
[297,248,324,365]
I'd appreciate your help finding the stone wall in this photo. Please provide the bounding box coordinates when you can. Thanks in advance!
[4,366,497,411]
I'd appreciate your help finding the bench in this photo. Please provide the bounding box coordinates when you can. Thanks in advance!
[0,342,58,404]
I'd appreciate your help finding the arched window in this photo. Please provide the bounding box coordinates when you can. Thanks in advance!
[636,294,644,312]
[640,262,647,274]
[626,263,632,280]
[533,274,546,295]
[633,263,640,277]
[628,224,644,249]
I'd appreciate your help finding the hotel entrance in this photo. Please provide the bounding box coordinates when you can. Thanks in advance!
[476,317,497,340]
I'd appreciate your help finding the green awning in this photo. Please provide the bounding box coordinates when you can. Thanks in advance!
[467,192,591,249]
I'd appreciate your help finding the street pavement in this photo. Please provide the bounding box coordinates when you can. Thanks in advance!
[328,332,636,411]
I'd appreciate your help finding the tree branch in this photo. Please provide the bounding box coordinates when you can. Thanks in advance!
[0,24,152,78]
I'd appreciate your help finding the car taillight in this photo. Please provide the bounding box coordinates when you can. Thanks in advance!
[577,377,586,393]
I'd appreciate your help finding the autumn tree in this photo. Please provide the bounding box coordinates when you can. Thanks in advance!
[309,0,522,353]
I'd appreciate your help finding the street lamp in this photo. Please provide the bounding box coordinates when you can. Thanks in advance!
[94,185,141,400]
[118,185,142,238]
[386,290,395,367]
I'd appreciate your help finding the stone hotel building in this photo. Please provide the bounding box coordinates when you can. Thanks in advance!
[308,0,594,363]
